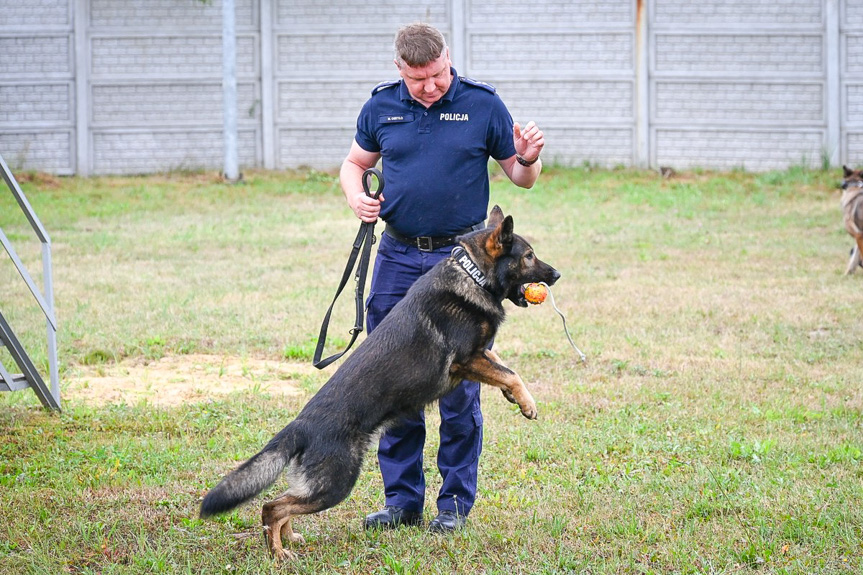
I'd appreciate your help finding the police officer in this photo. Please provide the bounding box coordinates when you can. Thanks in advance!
[339,22,544,533]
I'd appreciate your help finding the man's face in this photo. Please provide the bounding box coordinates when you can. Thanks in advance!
[396,49,452,107]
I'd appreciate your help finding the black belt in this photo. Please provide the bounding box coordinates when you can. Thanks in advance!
[385,223,485,251]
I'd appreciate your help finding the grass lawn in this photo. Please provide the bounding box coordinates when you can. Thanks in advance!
[0,166,861,574]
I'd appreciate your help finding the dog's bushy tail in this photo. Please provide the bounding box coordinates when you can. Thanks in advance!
[200,422,301,518]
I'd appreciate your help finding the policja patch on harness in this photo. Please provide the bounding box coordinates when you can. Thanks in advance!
[451,246,488,288]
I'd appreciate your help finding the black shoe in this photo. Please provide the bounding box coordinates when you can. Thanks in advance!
[363,506,423,530]
[428,510,466,533]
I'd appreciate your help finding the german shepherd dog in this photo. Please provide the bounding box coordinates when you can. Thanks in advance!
[200,206,560,559]
[841,165,863,274]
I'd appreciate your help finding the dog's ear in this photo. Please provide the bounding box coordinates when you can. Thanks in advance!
[501,215,514,248]
[487,205,504,228]
[485,214,514,256]
[844,165,854,178]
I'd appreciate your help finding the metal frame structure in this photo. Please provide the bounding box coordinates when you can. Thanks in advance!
[0,152,60,410]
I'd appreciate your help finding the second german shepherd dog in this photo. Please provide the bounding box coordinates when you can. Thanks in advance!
[841,165,863,274]
[200,206,560,559]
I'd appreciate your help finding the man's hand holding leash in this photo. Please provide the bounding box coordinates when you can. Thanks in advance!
[350,183,384,223]
[341,146,385,223]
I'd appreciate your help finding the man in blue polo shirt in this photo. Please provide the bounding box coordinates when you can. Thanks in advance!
[339,22,544,533]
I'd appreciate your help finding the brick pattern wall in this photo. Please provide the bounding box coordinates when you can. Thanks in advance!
[89,0,257,28]
[655,35,824,74]
[89,36,257,78]
[2,0,863,174]
[654,83,824,123]
[651,0,830,171]
[470,33,634,73]
[86,0,259,175]
[467,0,637,168]
[275,34,392,75]
[495,80,635,124]
[546,127,635,167]
[0,84,71,124]
[1,132,73,173]
[278,81,369,125]
[277,127,355,169]
[469,0,632,24]
[90,83,259,125]
[845,0,863,161]
[653,0,822,24]
[0,0,74,173]
[0,37,73,76]
[655,130,825,171]
[2,0,69,27]
[276,0,448,26]
[92,129,258,175]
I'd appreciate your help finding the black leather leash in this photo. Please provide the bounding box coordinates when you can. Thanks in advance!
[313,167,384,369]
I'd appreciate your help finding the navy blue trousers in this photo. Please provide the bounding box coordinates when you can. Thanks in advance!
[366,233,483,517]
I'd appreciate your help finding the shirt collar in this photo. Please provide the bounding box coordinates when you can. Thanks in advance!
[398,67,460,106]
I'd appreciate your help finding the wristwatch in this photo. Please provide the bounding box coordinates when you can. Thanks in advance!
[515,154,539,167]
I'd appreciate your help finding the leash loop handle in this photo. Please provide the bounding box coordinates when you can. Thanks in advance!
[313,168,384,369]
[363,167,384,200]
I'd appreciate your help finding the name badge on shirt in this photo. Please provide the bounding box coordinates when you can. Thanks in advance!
[379,113,415,124]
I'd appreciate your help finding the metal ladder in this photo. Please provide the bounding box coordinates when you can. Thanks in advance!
[0,152,60,410]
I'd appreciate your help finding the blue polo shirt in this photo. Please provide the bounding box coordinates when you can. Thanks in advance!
[354,68,516,237]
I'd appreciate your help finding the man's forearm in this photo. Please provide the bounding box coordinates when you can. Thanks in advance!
[504,156,543,189]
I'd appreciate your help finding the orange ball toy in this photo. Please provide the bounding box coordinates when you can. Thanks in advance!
[524,283,548,305]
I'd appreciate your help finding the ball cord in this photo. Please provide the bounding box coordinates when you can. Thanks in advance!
[539,282,586,363]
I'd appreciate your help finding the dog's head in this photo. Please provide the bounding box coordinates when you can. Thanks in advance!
[842,165,863,191]
[466,205,561,307]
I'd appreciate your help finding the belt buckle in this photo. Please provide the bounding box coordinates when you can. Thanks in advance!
[416,236,433,251]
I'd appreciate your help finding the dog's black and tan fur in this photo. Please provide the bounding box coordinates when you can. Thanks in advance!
[842,166,863,274]
[199,206,560,559]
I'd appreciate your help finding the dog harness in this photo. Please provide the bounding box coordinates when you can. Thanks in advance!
[450,246,489,289]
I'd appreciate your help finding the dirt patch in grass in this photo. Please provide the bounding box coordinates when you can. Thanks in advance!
[64,354,308,407]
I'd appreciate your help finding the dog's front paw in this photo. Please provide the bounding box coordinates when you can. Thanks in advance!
[501,388,517,404]
[274,548,297,562]
[520,401,538,420]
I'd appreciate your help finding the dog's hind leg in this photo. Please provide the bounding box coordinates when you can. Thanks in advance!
[260,449,364,561]
[856,238,863,272]
[846,241,863,275]
[452,349,537,420]
[261,496,319,560]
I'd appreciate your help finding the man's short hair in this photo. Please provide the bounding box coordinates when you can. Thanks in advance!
[394,23,447,68]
